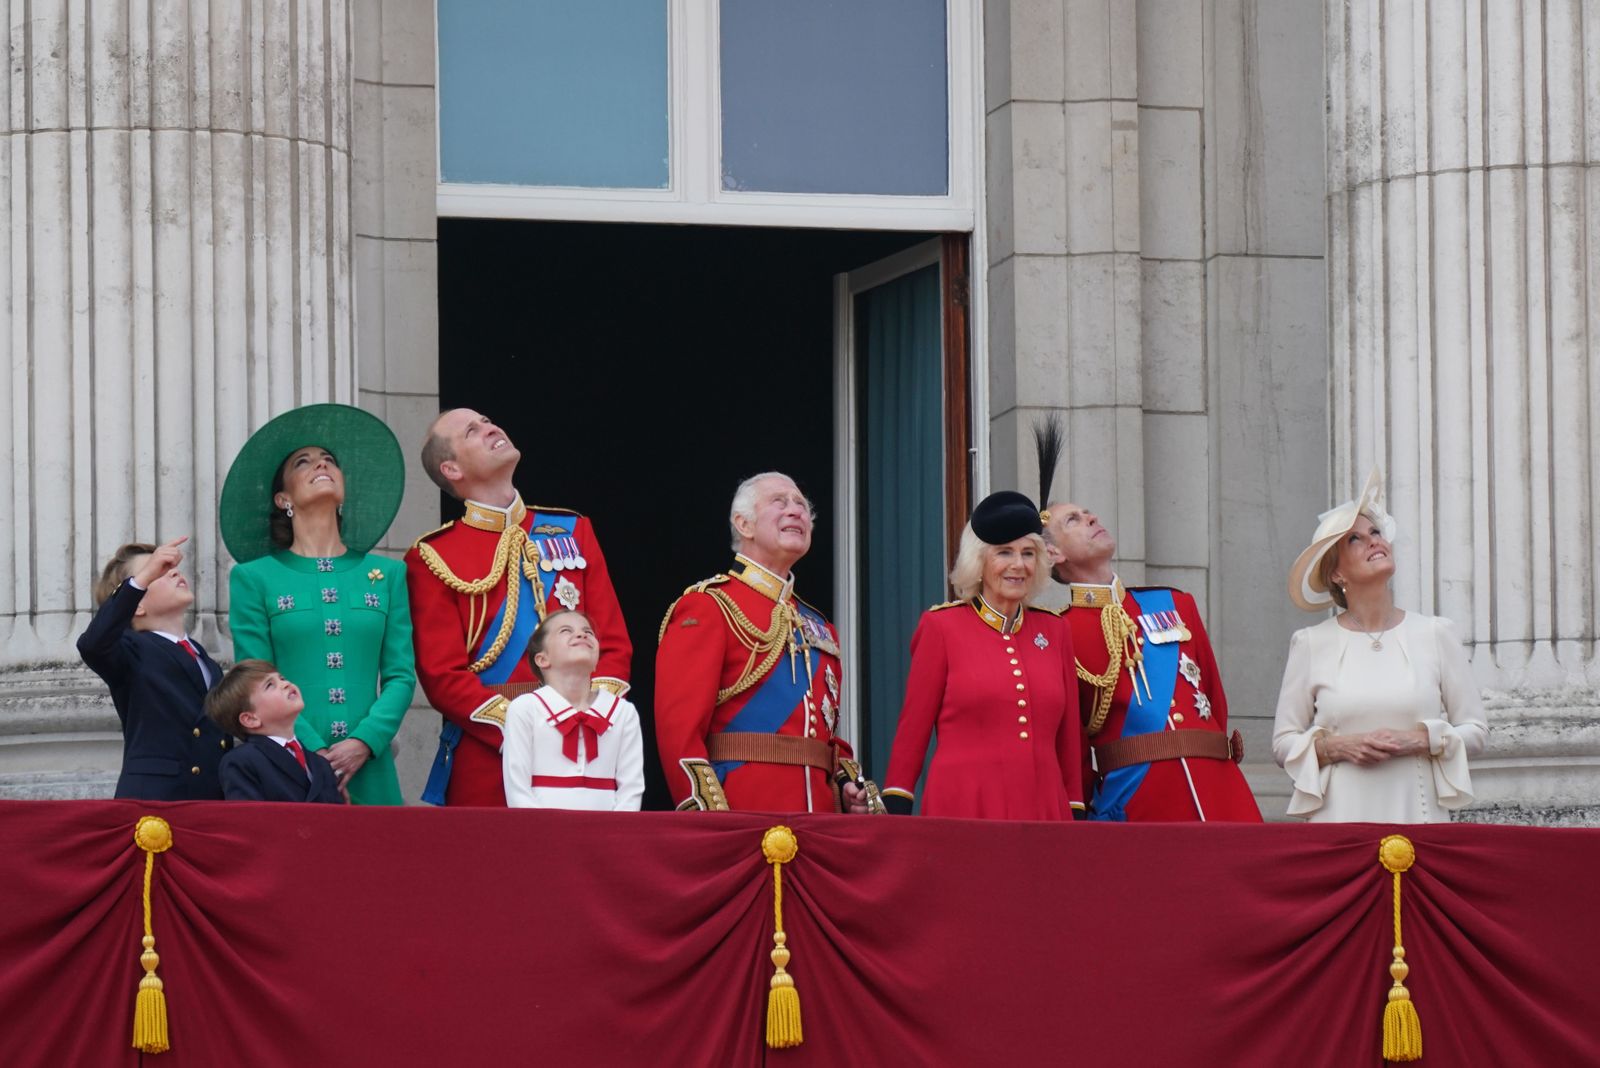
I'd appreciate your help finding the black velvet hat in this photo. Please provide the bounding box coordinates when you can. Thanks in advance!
[970,491,1044,545]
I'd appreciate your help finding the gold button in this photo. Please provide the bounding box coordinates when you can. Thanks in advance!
[219,740,227,749]
[1009,658,1019,665]
[1017,699,1027,707]
[809,715,817,723]
[192,728,201,737]
[1171,699,1178,708]
[1020,731,1029,739]
[1018,716,1028,724]
[1012,669,1023,677]
[190,766,200,775]
[1005,647,1015,654]
[1015,683,1025,691]
[1172,713,1185,724]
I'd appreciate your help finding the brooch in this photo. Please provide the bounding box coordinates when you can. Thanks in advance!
[1033,632,1049,650]
[1179,653,1202,689]
[367,568,383,583]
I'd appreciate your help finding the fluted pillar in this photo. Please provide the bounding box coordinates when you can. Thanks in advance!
[0,1,353,795]
[1327,0,1600,821]
[0,0,353,662]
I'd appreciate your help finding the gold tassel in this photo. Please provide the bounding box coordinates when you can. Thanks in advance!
[1378,834,1422,1062]
[762,825,803,1049]
[132,816,174,1055]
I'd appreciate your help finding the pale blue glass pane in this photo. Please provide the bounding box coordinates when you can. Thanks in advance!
[438,1,669,189]
[857,264,945,786]
[720,0,949,195]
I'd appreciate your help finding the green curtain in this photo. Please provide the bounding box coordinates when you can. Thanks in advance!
[857,263,944,786]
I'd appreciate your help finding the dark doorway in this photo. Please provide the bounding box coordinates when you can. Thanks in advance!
[438,220,931,808]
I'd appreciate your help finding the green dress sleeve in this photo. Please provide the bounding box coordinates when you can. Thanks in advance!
[349,556,417,758]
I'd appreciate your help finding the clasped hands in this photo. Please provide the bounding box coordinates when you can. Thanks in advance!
[1317,727,1430,766]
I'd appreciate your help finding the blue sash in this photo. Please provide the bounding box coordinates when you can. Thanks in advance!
[475,511,575,686]
[420,511,578,804]
[710,605,826,780]
[1090,588,1181,821]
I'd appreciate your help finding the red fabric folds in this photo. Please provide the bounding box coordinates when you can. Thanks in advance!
[0,801,1595,1067]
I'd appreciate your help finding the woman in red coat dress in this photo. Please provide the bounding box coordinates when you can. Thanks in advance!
[882,492,1086,820]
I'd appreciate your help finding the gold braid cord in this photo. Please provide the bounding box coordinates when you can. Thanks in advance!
[1077,602,1143,735]
[659,578,798,706]
[417,526,547,673]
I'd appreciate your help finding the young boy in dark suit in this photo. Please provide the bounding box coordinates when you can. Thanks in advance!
[207,660,344,803]
[77,535,233,799]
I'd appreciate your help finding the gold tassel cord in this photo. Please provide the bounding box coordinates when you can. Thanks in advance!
[762,825,803,1049]
[132,816,174,1055]
[1378,834,1422,1062]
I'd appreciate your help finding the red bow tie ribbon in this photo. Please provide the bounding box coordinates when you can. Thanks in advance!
[554,711,611,764]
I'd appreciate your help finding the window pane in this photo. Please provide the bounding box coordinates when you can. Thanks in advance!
[438,0,669,189]
[720,0,949,196]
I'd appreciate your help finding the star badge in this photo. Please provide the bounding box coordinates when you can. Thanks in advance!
[1194,693,1213,720]
[1034,632,1049,650]
[1178,653,1202,689]
[554,575,581,611]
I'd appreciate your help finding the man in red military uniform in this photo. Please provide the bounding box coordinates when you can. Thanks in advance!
[1043,500,1261,822]
[655,472,877,814]
[406,409,632,806]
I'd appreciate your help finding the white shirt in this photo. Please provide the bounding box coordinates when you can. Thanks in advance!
[502,685,644,811]
[1271,613,1489,822]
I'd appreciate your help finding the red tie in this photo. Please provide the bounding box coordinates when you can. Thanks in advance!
[284,739,310,776]
[178,638,199,661]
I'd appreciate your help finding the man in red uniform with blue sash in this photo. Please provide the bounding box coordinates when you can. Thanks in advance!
[1043,500,1261,822]
[405,409,632,806]
[655,472,878,813]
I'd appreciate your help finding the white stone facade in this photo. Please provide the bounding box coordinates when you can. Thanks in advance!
[2,1,1596,822]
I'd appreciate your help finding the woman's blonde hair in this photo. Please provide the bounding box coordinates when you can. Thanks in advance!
[1320,509,1390,610]
[948,525,1051,604]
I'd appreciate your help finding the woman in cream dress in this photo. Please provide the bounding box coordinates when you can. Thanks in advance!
[1271,470,1488,822]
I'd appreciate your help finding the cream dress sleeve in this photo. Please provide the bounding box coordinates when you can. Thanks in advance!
[1271,624,1333,818]
[1421,616,1489,810]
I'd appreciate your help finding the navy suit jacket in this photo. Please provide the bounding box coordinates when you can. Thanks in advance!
[77,579,232,800]
[219,735,344,803]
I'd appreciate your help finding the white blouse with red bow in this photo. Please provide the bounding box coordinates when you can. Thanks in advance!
[502,686,644,811]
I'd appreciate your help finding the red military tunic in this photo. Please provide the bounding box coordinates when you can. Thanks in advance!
[1066,579,1261,821]
[882,599,1085,820]
[405,494,632,806]
[655,555,850,813]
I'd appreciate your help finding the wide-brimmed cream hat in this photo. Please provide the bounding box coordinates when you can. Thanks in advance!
[1287,467,1397,611]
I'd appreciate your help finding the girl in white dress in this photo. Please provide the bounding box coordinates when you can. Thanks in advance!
[1272,470,1488,822]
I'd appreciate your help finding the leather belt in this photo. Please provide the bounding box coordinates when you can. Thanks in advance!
[1093,729,1243,775]
[706,733,834,773]
[488,682,543,700]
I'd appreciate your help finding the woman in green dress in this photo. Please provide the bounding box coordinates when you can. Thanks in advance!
[220,404,416,805]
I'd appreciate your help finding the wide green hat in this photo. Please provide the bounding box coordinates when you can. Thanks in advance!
[220,403,406,564]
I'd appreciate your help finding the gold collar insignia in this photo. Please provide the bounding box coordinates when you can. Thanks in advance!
[731,554,795,603]
[972,595,1024,635]
[461,494,528,534]
[1068,576,1125,609]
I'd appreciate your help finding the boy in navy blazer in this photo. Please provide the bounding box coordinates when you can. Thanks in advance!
[207,660,344,803]
[78,536,233,799]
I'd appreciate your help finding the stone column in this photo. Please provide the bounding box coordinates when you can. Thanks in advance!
[0,0,353,795]
[986,0,1147,579]
[1327,0,1600,822]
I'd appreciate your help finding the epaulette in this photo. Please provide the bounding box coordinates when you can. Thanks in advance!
[928,599,964,612]
[1029,603,1064,616]
[658,574,734,643]
[527,504,580,517]
[410,521,454,548]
